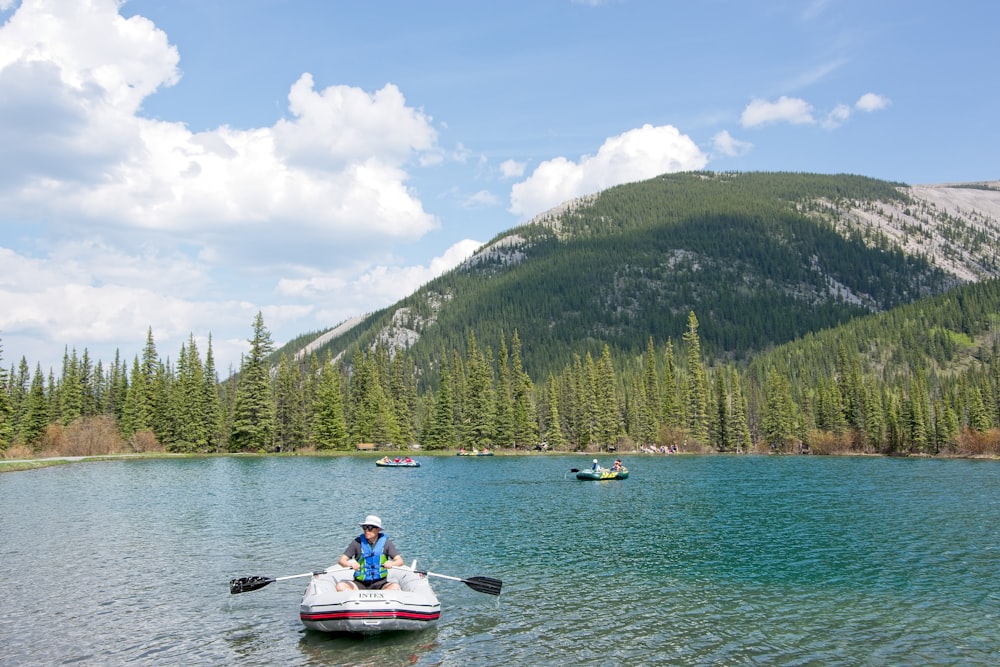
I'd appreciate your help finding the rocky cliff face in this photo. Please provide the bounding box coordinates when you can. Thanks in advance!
[824,181,1000,282]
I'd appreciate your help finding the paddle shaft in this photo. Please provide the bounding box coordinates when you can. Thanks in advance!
[276,571,318,582]
[230,567,349,594]
[397,567,503,596]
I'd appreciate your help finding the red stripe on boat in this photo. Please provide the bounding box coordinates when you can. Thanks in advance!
[301,610,441,621]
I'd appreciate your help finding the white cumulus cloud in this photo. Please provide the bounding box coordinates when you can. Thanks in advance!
[713,130,753,157]
[822,103,853,129]
[741,96,816,127]
[856,92,891,112]
[274,74,438,170]
[462,190,500,208]
[0,0,453,371]
[500,159,526,178]
[742,93,890,132]
[508,124,707,218]
[0,0,441,253]
[278,239,482,312]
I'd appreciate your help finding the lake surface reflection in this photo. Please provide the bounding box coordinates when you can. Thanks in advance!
[1,455,998,666]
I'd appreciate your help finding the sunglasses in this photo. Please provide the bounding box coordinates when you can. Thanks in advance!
[362,525,379,531]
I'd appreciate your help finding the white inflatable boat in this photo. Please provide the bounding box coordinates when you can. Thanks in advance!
[298,564,441,634]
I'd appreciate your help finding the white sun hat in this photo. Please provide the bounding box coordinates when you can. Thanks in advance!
[359,515,383,529]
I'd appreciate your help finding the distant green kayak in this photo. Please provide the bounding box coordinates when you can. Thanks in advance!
[576,468,628,481]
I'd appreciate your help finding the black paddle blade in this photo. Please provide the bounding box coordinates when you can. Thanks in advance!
[464,576,503,596]
[229,576,275,594]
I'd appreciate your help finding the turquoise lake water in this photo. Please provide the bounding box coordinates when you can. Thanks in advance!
[1,455,998,666]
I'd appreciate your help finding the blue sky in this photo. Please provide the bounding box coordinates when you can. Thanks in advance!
[0,0,997,374]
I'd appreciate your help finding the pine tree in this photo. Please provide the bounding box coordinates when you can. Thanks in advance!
[46,369,57,421]
[107,351,128,426]
[463,332,495,448]
[990,351,1000,428]
[906,370,930,453]
[130,328,172,443]
[933,399,959,452]
[683,312,709,443]
[21,364,49,446]
[863,379,885,452]
[167,337,209,452]
[727,367,753,453]
[661,339,681,428]
[0,342,13,449]
[59,348,83,426]
[150,357,172,443]
[637,337,659,446]
[576,353,597,448]
[300,352,320,446]
[966,383,991,432]
[712,371,727,451]
[423,356,457,450]
[229,312,277,452]
[544,374,566,449]
[80,349,96,417]
[121,329,161,440]
[884,389,903,454]
[449,349,466,439]
[90,358,104,415]
[594,344,619,448]
[349,352,400,446]
[313,355,349,450]
[347,350,370,442]
[273,352,305,452]
[493,337,514,447]
[202,335,224,451]
[762,366,794,451]
[390,354,418,447]
[122,356,151,437]
[511,331,538,447]
[835,343,854,428]
[11,357,30,438]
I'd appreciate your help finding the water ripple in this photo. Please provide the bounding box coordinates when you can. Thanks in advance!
[1,455,999,665]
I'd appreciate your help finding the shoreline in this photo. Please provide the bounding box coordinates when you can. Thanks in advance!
[3,448,996,474]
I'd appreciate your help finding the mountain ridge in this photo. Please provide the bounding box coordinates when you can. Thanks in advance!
[284,172,1000,380]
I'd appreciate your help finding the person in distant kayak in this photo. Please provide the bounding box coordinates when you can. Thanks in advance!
[335,514,405,591]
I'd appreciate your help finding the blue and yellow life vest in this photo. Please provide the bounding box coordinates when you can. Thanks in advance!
[355,533,389,582]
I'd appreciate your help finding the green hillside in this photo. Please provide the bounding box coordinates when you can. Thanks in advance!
[739,276,1000,453]
[305,172,956,381]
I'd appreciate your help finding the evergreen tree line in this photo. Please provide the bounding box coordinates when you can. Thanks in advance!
[3,279,1000,457]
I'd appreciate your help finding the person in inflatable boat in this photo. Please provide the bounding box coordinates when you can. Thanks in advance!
[336,514,405,591]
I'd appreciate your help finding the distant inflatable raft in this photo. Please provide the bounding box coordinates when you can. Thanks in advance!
[376,457,421,467]
[576,468,628,481]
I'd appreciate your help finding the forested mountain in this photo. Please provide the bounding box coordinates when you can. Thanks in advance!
[294,172,1000,382]
[4,171,1000,458]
